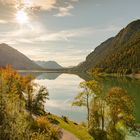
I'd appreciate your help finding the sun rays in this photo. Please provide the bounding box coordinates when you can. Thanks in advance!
[16,9,29,24]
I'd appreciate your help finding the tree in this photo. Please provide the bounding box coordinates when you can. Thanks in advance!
[32,86,49,115]
[89,87,135,140]
[106,87,135,131]
[72,80,101,127]
[23,75,35,116]
[89,97,107,140]
[23,76,49,116]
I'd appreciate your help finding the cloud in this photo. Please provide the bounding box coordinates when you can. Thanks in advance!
[0,23,120,46]
[0,0,77,12]
[0,0,57,10]
[71,0,79,2]
[34,25,120,42]
[26,0,57,11]
[0,0,79,32]
[0,0,79,25]
[0,0,15,5]
[0,19,8,24]
[34,28,93,42]
[0,22,45,44]
[55,4,74,17]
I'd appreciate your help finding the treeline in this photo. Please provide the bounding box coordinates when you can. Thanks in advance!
[0,66,61,140]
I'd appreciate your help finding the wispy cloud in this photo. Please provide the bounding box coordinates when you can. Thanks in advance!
[71,0,79,2]
[26,0,57,11]
[0,24,120,44]
[34,25,120,42]
[0,0,57,10]
[34,28,91,42]
[0,0,78,15]
[55,4,74,17]
[0,19,8,24]
[0,22,45,44]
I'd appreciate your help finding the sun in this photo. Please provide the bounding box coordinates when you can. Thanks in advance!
[16,10,29,24]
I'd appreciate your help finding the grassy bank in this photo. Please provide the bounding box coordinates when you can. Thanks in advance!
[47,114,94,140]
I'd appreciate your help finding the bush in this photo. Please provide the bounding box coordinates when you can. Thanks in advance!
[62,116,69,123]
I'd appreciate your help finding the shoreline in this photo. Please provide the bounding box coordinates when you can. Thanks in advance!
[17,69,140,80]
[92,72,140,80]
[127,74,140,79]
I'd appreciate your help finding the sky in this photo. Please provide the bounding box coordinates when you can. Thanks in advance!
[0,0,140,67]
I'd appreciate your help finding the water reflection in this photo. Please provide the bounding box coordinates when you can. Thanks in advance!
[33,73,87,122]
[96,76,140,124]
[20,72,61,80]
[20,71,140,124]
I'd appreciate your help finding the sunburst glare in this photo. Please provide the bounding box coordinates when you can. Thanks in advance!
[16,10,29,24]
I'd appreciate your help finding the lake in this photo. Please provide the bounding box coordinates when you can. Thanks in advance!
[34,73,87,122]
[21,72,140,139]
[21,72,140,124]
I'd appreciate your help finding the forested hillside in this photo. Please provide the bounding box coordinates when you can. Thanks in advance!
[75,20,140,74]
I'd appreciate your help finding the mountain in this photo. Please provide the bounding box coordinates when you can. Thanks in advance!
[35,61,63,69]
[75,20,140,74]
[0,43,43,70]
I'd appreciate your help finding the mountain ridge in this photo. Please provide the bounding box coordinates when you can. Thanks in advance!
[75,19,140,74]
[0,43,43,70]
[35,60,63,69]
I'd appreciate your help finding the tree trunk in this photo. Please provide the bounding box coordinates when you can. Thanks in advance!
[101,106,104,131]
[87,94,90,128]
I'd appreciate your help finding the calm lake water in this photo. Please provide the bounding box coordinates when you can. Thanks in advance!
[34,73,87,122]
[21,72,140,139]
[21,72,140,123]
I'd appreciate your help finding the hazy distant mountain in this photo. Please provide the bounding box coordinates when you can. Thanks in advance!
[75,19,140,74]
[0,43,43,70]
[35,61,63,69]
